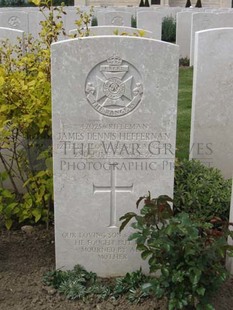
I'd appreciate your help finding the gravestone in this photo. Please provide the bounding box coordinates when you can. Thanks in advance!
[52,36,179,276]
[0,11,29,34]
[137,11,162,40]
[0,27,24,46]
[189,28,233,179]
[28,10,66,41]
[190,12,233,65]
[97,11,132,27]
[69,26,153,38]
[176,11,196,59]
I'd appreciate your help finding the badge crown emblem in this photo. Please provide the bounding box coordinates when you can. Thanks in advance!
[107,55,122,66]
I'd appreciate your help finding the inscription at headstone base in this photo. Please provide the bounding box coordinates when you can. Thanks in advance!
[52,36,179,276]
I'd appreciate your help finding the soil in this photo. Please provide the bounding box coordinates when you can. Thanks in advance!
[0,225,233,310]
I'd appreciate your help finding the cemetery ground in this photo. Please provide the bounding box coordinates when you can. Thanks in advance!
[1,224,233,310]
[0,67,233,310]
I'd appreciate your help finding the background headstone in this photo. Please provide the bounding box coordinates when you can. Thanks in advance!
[52,36,179,276]
[190,12,233,65]
[97,11,132,27]
[0,11,29,34]
[189,28,233,179]
[0,27,24,46]
[137,11,162,40]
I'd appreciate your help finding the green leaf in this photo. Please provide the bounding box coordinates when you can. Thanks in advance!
[5,218,13,230]
[30,0,41,5]
[128,232,141,241]
[161,268,169,277]
[32,209,42,223]
[119,212,136,233]
[136,244,148,251]
[141,250,152,260]
[196,287,205,296]
[136,195,146,209]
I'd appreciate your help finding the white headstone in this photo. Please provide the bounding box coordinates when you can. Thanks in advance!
[0,27,24,47]
[0,11,29,34]
[97,11,132,27]
[190,28,233,179]
[137,11,162,40]
[69,26,153,38]
[190,12,233,65]
[28,10,66,41]
[52,36,179,276]
[176,11,194,59]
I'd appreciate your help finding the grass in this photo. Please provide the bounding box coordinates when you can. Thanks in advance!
[176,67,193,160]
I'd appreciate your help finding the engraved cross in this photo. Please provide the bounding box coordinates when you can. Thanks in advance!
[93,163,133,228]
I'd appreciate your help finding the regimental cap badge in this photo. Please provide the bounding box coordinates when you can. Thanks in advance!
[85,54,143,117]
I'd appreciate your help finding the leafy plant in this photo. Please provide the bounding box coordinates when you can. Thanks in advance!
[112,269,151,302]
[113,29,146,37]
[43,264,150,303]
[0,1,94,229]
[179,57,190,67]
[195,0,202,7]
[91,16,98,26]
[174,160,231,221]
[131,15,137,28]
[162,16,176,43]
[120,193,233,309]
[73,6,94,38]
[139,0,144,7]
[185,0,192,7]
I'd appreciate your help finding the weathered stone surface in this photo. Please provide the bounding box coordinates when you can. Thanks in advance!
[137,11,162,40]
[52,36,179,276]
[0,11,29,33]
[0,27,24,46]
[176,10,196,59]
[97,11,132,27]
[190,28,233,179]
[190,12,233,65]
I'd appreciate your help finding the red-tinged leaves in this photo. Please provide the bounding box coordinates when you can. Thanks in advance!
[119,212,137,233]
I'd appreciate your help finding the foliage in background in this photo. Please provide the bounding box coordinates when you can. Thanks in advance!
[43,265,151,303]
[195,0,202,7]
[139,0,144,7]
[174,160,231,221]
[113,28,146,37]
[179,57,190,67]
[0,1,93,229]
[72,7,94,37]
[0,0,74,7]
[131,15,137,28]
[162,16,176,43]
[120,193,233,310]
[91,16,98,27]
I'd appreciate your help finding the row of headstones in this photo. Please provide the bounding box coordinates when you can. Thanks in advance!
[176,10,233,64]
[0,5,230,41]
[1,6,233,276]
[51,27,233,275]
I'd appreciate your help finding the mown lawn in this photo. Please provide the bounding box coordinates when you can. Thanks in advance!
[176,67,193,160]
